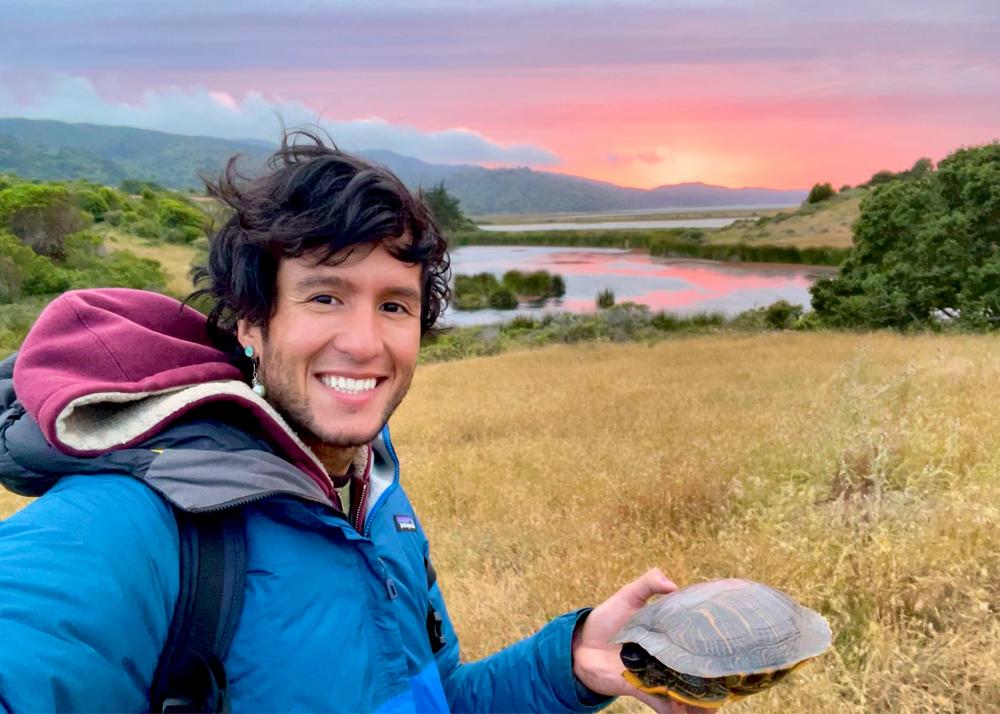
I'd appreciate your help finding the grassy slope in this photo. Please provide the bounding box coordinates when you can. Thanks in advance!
[388,332,1000,713]
[101,228,200,297]
[710,190,863,249]
[473,207,779,225]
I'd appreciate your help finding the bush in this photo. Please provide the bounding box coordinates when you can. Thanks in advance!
[812,143,1000,329]
[454,273,502,310]
[502,270,565,299]
[82,252,166,292]
[156,198,207,232]
[62,231,104,269]
[596,289,615,309]
[0,183,88,257]
[764,300,804,329]
[550,274,566,298]
[806,182,836,204]
[0,231,70,299]
[74,188,111,221]
[488,287,518,310]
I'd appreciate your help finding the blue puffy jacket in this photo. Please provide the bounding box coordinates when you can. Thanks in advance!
[0,292,615,713]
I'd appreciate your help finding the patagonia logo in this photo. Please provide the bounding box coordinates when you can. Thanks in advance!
[394,515,417,532]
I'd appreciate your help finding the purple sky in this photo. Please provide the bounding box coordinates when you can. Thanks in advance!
[1,0,997,187]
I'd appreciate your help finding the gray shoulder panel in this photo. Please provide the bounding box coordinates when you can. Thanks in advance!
[143,448,331,512]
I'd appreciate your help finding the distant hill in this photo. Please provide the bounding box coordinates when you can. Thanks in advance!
[0,118,806,213]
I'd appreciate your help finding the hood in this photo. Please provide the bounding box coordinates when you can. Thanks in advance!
[11,288,333,499]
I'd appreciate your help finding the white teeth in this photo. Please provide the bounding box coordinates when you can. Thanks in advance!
[320,375,378,394]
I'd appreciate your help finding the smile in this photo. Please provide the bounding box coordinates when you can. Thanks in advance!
[319,375,379,394]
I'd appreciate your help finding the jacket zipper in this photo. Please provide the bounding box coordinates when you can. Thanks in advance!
[362,425,401,539]
[352,480,369,532]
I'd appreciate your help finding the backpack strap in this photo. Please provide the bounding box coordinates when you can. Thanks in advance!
[150,509,248,714]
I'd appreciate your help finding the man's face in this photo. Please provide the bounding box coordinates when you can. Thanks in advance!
[240,243,422,448]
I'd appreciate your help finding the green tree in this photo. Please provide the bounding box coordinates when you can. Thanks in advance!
[904,157,934,180]
[806,182,836,204]
[0,183,88,257]
[422,182,470,234]
[811,143,1000,329]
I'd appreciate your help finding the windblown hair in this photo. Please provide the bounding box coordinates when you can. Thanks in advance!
[191,130,451,359]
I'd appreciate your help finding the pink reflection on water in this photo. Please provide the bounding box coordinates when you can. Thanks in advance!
[535,252,813,310]
[564,288,711,312]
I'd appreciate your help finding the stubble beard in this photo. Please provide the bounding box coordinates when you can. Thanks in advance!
[258,347,414,449]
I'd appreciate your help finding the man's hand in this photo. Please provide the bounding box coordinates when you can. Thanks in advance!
[572,568,713,714]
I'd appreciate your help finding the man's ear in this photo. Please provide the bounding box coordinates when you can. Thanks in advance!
[237,318,262,355]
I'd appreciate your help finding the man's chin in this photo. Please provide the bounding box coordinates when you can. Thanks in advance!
[306,424,384,450]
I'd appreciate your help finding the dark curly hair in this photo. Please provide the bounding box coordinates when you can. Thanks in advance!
[190,130,451,361]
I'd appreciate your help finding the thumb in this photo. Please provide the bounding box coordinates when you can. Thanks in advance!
[614,568,678,610]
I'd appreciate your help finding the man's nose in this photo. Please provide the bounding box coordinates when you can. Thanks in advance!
[331,305,384,363]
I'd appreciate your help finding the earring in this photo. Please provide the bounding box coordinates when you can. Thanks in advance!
[244,345,266,397]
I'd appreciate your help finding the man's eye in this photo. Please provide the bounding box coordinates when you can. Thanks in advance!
[311,295,337,305]
[382,302,409,314]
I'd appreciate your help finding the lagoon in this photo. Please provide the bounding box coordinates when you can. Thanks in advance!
[477,218,737,232]
[444,246,828,327]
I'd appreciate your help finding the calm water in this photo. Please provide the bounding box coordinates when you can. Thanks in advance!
[478,218,737,232]
[444,246,828,327]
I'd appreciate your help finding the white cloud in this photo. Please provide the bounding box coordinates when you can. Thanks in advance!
[0,75,559,166]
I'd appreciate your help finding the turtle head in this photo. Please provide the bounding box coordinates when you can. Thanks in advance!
[619,642,653,674]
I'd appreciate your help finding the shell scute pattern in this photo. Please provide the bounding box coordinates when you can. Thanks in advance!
[613,579,831,679]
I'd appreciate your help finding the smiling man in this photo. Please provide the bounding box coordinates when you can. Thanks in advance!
[0,132,699,713]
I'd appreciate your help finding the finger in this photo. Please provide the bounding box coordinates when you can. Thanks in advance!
[630,689,680,713]
[615,568,678,609]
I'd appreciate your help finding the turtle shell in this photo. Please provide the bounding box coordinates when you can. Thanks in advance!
[612,579,831,679]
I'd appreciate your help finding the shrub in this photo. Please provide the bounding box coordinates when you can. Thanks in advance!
[156,198,207,231]
[74,188,111,221]
[454,273,502,310]
[62,231,104,269]
[0,231,70,299]
[812,143,1000,329]
[0,183,88,258]
[488,287,518,310]
[650,312,683,331]
[806,182,836,204]
[596,288,615,309]
[87,252,166,292]
[764,300,805,329]
[550,274,566,298]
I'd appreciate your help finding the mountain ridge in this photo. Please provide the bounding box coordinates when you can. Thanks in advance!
[0,118,807,214]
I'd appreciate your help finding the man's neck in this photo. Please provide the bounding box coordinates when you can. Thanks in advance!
[305,439,360,478]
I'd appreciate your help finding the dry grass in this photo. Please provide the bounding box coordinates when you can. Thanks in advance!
[2,331,998,711]
[390,332,1000,713]
[102,229,200,297]
[712,193,862,249]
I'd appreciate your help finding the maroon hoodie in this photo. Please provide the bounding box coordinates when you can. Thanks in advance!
[13,288,334,498]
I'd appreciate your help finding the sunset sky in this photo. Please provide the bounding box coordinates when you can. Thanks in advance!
[1,0,997,189]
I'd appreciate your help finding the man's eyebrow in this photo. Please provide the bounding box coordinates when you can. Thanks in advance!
[383,286,422,303]
[292,275,353,292]
[292,275,421,302]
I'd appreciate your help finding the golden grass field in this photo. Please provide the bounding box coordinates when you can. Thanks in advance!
[389,332,1000,713]
[1,331,997,712]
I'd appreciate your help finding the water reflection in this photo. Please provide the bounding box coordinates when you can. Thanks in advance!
[444,246,830,327]
[477,218,737,232]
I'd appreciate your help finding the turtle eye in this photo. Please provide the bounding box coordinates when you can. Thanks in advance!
[619,643,651,672]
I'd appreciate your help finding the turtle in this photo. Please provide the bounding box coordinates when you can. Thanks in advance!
[611,579,831,709]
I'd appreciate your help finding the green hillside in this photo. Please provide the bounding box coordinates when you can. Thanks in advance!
[0,119,806,213]
[0,173,207,355]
